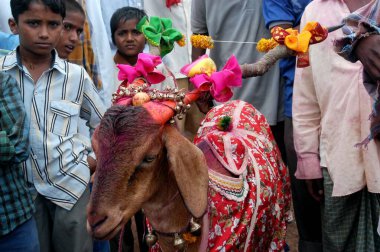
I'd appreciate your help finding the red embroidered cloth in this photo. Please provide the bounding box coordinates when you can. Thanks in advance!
[147,100,290,251]
[194,100,290,251]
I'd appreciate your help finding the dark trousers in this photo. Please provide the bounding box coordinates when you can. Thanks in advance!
[270,120,287,164]
[0,217,40,252]
[284,117,323,252]
[34,186,93,252]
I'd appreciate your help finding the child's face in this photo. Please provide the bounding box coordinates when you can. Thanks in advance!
[56,11,85,59]
[10,2,63,57]
[114,18,146,59]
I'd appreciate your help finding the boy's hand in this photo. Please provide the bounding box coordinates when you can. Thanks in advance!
[87,156,97,174]
[355,35,380,82]
[90,172,96,184]
[305,178,324,203]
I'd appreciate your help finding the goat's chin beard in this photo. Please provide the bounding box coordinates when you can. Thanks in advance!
[87,210,131,240]
[87,219,122,240]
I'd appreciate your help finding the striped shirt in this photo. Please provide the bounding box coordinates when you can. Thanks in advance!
[0,72,34,236]
[0,50,106,210]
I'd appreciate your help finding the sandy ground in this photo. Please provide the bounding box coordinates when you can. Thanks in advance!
[286,220,299,252]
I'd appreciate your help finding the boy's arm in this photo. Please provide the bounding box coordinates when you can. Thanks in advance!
[0,73,29,164]
[80,71,106,158]
[0,131,15,163]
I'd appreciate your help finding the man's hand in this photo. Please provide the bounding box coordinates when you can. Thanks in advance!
[355,34,380,82]
[87,156,97,174]
[305,178,324,202]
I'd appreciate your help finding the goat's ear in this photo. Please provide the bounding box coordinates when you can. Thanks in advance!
[163,125,209,218]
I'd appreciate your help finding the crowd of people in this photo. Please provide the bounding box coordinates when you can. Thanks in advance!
[0,0,380,251]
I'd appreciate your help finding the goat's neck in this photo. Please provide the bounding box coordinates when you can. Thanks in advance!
[142,174,192,234]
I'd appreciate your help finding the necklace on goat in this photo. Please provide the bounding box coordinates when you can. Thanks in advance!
[112,79,192,123]
[145,217,202,251]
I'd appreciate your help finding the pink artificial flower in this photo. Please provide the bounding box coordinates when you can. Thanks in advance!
[117,53,166,85]
[189,55,242,102]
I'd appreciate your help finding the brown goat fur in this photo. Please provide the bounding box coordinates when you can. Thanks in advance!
[87,105,209,251]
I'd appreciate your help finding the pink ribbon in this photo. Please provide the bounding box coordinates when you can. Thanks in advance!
[116,53,166,85]
[189,55,242,102]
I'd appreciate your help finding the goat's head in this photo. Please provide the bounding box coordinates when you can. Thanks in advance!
[87,105,208,240]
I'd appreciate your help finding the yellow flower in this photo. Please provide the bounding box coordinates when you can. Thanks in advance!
[191,34,214,49]
[256,38,278,53]
[176,34,186,47]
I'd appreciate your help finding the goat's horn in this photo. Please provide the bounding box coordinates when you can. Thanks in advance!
[143,89,202,124]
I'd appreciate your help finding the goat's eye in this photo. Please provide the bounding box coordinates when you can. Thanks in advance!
[143,155,156,163]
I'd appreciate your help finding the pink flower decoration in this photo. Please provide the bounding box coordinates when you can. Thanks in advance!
[189,55,242,102]
[117,53,166,85]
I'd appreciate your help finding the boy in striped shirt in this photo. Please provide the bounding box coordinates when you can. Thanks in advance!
[1,1,106,251]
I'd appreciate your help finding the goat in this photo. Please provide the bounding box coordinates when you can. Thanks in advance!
[87,100,290,251]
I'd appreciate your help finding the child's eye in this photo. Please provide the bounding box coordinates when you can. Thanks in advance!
[117,31,126,36]
[49,22,61,28]
[64,24,72,31]
[27,21,39,27]
[132,30,142,35]
[76,29,83,36]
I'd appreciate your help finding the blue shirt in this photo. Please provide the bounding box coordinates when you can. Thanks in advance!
[0,31,19,51]
[0,72,34,236]
[263,0,311,117]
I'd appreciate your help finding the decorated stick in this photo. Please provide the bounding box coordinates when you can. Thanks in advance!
[191,22,329,78]
[241,45,295,77]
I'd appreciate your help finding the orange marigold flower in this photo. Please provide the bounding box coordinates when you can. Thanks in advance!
[176,34,186,47]
[191,34,214,49]
[182,233,197,244]
[256,38,278,53]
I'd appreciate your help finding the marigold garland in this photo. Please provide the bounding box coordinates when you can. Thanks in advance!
[256,38,278,53]
[191,34,214,49]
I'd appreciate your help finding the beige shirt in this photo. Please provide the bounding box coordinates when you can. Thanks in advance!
[293,0,380,196]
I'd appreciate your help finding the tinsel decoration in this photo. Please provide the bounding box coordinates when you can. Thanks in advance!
[216,116,233,131]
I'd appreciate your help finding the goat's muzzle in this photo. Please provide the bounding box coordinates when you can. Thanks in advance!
[86,204,123,240]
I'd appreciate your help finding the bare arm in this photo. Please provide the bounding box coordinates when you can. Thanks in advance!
[191,44,206,62]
